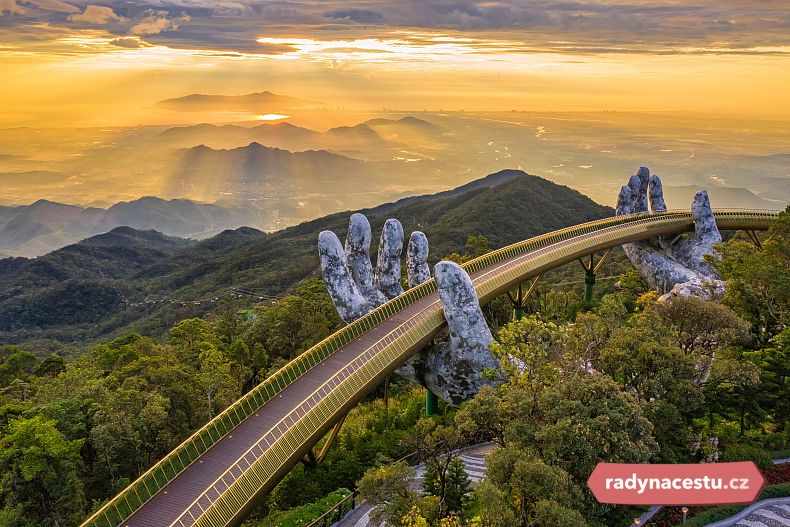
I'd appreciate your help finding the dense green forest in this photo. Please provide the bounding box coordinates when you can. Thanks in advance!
[0,193,786,526]
[351,209,790,527]
[0,170,611,344]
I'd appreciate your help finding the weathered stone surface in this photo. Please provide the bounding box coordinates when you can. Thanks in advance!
[649,173,667,212]
[394,263,501,404]
[617,168,724,300]
[375,219,405,299]
[672,190,722,277]
[319,214,500,404]
[318,230,370,322]
[407,231,430,288]
[345,213,387,308]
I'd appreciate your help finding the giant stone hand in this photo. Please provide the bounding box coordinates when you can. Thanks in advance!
[616,167,725,299]
[318,213,500,404]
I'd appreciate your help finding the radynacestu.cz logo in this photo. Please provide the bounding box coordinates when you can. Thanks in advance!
[588,462,765,505]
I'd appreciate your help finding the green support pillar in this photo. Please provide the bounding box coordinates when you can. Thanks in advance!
[584,271,596,302]
[579,249,611,303]
[508,276,541,321]
[425,390,439,417]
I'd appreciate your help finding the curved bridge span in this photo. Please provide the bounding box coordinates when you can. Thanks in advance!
[81,209,779,527]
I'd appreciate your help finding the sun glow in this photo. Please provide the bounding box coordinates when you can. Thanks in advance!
[256,114,290,121]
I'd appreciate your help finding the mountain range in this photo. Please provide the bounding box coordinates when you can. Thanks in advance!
[663,185,783,210]
[154,91,318,113]
[0,169,612,345]
[157,116,444,152]
[0,197,259,258]
[166,142,367,204]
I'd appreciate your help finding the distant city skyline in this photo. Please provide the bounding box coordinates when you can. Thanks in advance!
[1,0,789,126]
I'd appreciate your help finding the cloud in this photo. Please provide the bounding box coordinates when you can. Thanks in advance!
[130,9,189,36]
[24,0,78,13]
[0,0,25,15]
[68,5,125,24]
[110,36,148,48]
[324,9,384,24]
[2,0,790,58]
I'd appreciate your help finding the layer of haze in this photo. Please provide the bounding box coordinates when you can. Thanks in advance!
[2,1,790,126]
[0,0,788,246]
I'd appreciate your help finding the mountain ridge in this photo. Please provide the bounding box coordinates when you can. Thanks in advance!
[154,91,319,112]
[0,169,611,344]
[0,196,260,257]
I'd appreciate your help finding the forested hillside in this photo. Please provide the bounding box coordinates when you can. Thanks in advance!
[0,210,786,527]
[0,170,611,345]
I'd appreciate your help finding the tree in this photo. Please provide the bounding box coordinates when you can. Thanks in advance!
[752,328,790,432]
[90,386,172,487]
[443,457,470,515]
[490,317,565,416]
[704,353,763,437]
[407,419,465,519]
[454,385,508,446]
[532,372,658,484]
[649,296,749,383]
[597,326,697,404]
[169,318,216,362]
[0,415,85,527]
[531,500,586,527]
[445,235,491,264]
[358,462,418,527]
[715,208,790,336]
[197,347,239,420]
[246,279,341,361]
[478,446,583,527]
[0,350,38,386]
[596,324,702,461]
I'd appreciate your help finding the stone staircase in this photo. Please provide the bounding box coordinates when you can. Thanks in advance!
[334,443,495,527]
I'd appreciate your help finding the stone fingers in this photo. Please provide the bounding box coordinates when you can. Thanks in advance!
[671,190,722,277]
[649,174,667,212]
[345,213,387,307]
[635,166,650,212]
[434,261,493,351]
[616,184,633,216]
[407,231,431,287]
[375,218,405,299]
[690,190,722,246]
[318,230,370,323]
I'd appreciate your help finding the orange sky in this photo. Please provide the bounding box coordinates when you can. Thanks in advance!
[1,1,789,126]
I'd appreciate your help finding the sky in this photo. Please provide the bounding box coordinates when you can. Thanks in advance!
[1,0,790,126]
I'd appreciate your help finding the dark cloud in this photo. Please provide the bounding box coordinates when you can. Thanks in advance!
[323,9,383,24]
[2,0,789,56]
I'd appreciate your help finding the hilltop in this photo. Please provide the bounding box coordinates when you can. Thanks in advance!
[0,196,259,257]
[0,169,611,344]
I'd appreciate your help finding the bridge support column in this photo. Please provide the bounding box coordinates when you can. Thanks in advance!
[425,390,439,417]
[302,414,347,467]
[507,275,542,321]
[745,230,763,250]
[584,272,596,302]
[578,248,611,303]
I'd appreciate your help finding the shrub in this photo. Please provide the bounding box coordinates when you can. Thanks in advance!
[721,443,774,471]
[256,488,351,527]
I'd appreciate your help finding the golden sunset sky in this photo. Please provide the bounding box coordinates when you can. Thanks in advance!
[1,0,789,126]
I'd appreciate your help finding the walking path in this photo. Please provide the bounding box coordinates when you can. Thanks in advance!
[334,443,495,527]
[705,498,790,527]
